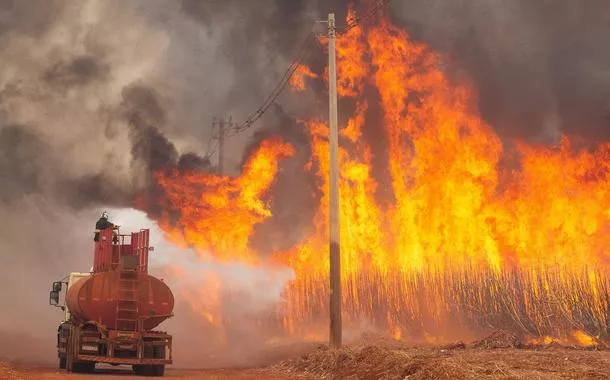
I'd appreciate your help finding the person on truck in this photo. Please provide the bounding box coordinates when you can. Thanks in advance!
[94,211,119,243]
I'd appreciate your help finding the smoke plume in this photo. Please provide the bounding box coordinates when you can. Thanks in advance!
[2,0,609,208]
[391,0,610,141]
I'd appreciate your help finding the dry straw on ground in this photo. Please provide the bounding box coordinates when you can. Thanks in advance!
[273,332,610,380]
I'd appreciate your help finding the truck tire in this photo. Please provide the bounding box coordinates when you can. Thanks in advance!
[73,362,95,373]
[65,328,75,372]
[133,365,147,375]
[133,364,165,377]
[151,364,165,376]
[151,344,165,376]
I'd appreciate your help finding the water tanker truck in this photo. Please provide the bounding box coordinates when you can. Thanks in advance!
[49,227,174,376]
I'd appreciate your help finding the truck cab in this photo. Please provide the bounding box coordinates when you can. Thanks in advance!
[50,272,90,322]
[49,272,93,371]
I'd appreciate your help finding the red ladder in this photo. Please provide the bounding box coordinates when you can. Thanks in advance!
[116,269,140,331]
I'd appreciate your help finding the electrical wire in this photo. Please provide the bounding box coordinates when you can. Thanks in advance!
[344,0,392,32]
[203,0,392,151]
[202,123,217,161]
[226,30,318,138]
[345,0,391,28]
[203,137,218,162]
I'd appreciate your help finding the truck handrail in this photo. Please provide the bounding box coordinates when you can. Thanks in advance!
[94,228,151,274]
[138,313,175,321]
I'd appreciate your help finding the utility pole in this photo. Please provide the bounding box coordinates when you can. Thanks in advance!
[327,12,342,349]
[218,116,230,176]
[212,116,232,176]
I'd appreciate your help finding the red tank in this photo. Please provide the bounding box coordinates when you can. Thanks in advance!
[66,228,174,331]
[66,271,174,330]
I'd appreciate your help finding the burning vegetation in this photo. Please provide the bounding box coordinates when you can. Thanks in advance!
[137,8,610,348]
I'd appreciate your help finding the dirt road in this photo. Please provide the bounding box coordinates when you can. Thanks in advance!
[0,364,304,380]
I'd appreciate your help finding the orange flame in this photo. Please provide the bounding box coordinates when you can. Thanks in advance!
[143,10,610,343]
[572,330,596,347]
[152,137,294,263]
[336,8,369,97]
[290,64,318,92]
[526,330,599,348]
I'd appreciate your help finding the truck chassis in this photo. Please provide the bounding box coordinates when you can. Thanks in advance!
[57,321,172,376]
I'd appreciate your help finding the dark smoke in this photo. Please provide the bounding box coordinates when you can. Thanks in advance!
[177,0,356,122]
[391,0,610,141]
[247,104,320,254]
[177,153,212,172]
[1,1,608,208]
[0,125,48,201]
[182,0,610,141]
[43,55,110,89]
[122,84,178,175]
[0,0,64,37]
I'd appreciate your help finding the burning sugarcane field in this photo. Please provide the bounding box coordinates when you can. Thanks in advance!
[1,0,610,379]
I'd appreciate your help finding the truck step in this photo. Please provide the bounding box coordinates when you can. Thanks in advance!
[118,309,139,313]
[116,318,138,323]
[117,312,139,318]
[117,302,137,306]
[117,304,139,310]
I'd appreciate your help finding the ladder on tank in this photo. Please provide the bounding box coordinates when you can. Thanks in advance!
[116,268,140,331]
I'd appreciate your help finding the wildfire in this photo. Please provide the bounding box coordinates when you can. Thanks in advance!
[573,330,597,347]
[141,8,610,345]
[526,330,599,348]
[147,137,294,263]
[290,64,318,92]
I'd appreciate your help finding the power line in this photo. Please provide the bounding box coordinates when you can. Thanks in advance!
[208,0,392,146]
[226,30,318,138]
[202,128,217,161]
[345,0,391,28]
[344,0,392,32]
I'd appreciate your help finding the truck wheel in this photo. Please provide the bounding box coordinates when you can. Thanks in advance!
[65,330,75,372]
[133,365,164,377]
[133,365,147,376]
[151,364,165,376]
[73,362,95,373]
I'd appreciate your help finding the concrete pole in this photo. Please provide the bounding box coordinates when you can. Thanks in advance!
[218,118,225,176]
[328,12,342,349]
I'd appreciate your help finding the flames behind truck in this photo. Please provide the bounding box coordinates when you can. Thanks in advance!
[49,227,174,376]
